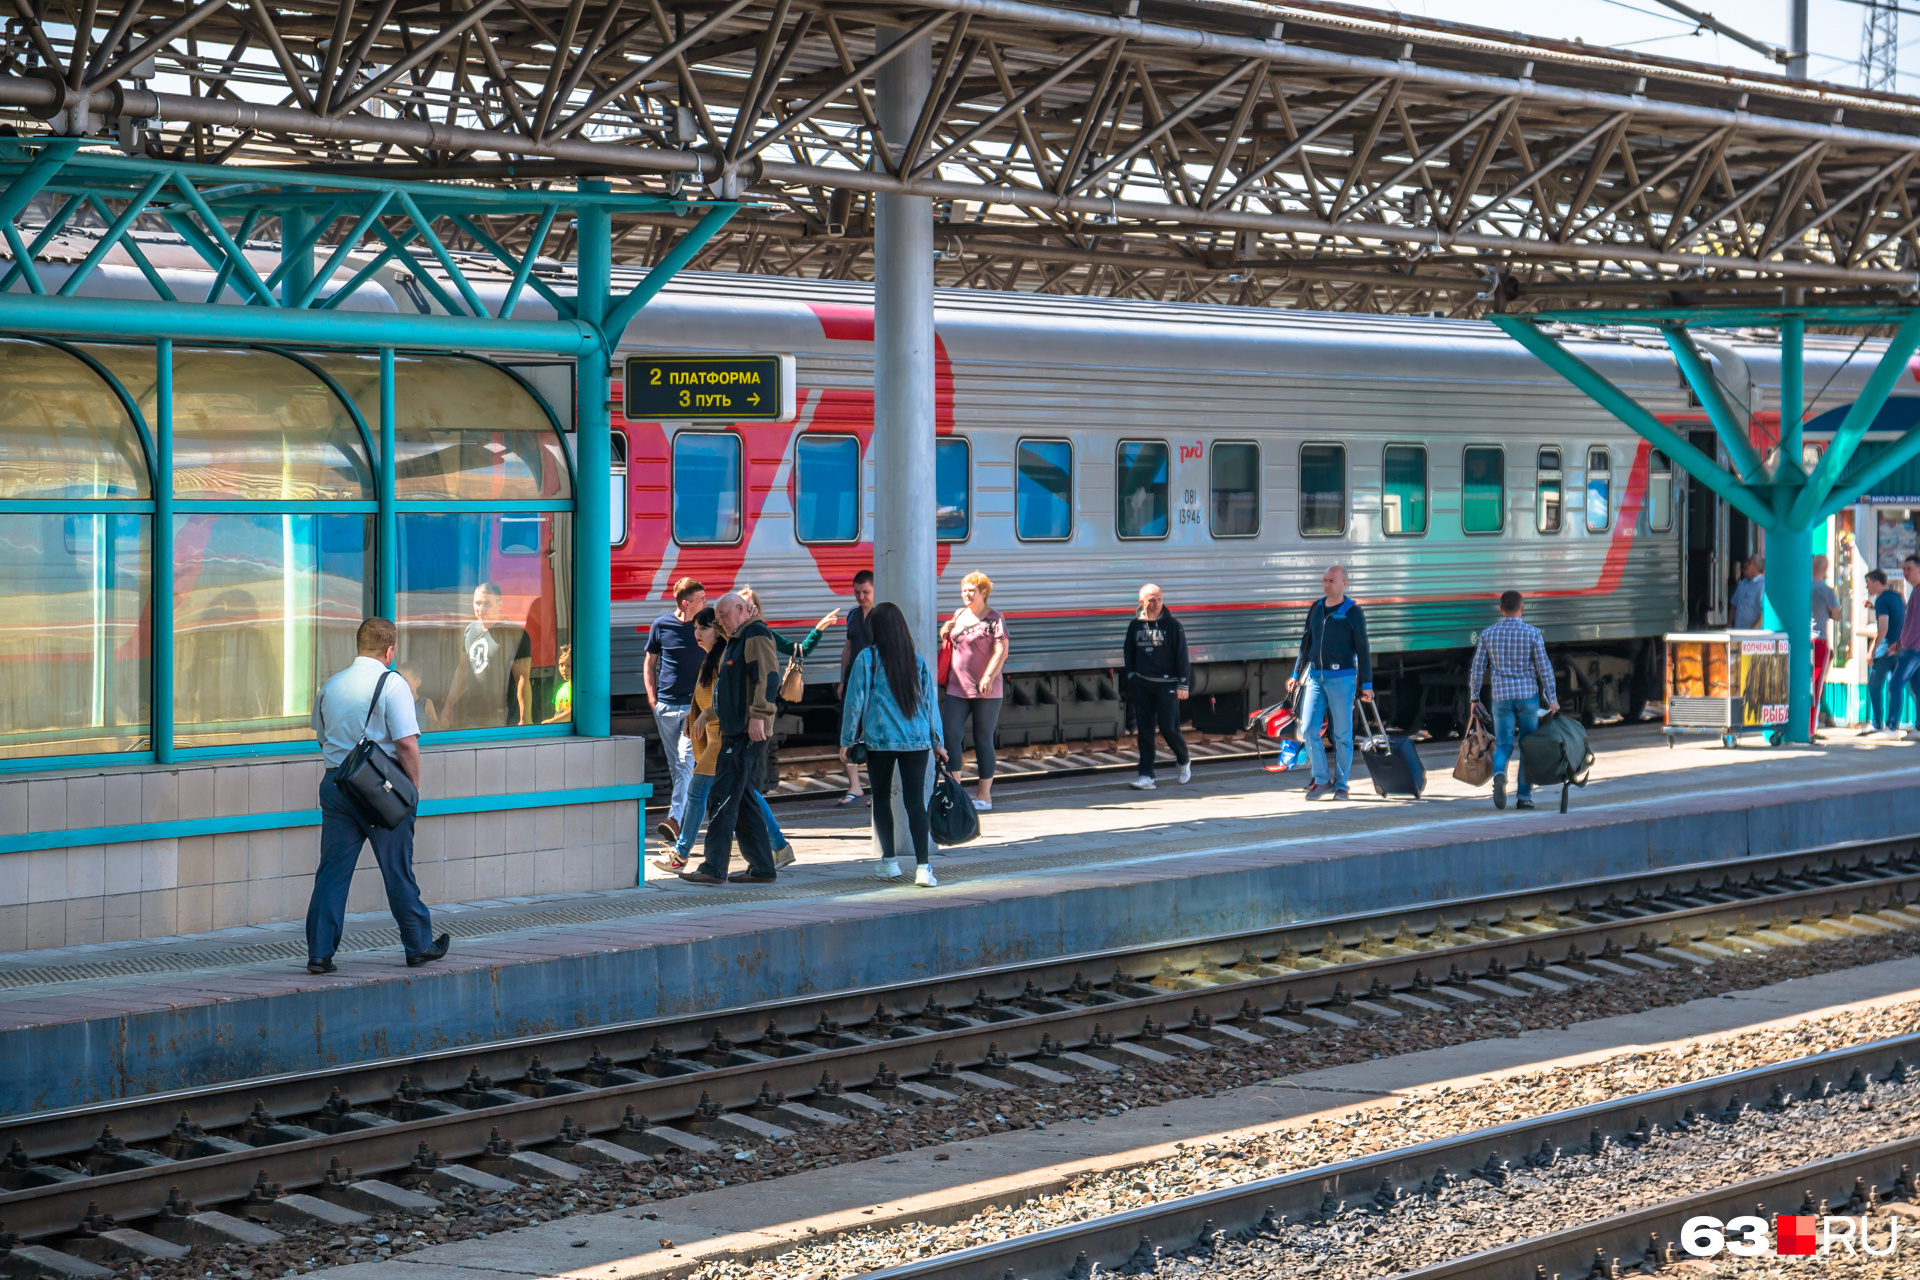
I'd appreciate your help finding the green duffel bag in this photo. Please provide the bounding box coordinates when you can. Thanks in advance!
[1519,711,1594,813]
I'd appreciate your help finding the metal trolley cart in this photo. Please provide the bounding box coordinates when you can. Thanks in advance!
[1664,631,1791,748]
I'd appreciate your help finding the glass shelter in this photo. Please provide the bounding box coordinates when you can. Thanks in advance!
[0,339,572,765]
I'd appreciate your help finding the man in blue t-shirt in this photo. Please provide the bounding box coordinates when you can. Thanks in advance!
[646,577,706,843]
[1866,569,1907,736]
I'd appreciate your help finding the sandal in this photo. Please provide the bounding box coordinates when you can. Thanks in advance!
[835,793,868,807]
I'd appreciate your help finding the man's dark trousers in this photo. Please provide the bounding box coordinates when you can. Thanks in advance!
[306,769,433,961]
[699,734,776,878]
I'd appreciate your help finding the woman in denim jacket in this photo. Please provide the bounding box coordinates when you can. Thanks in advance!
[839,602,947,886]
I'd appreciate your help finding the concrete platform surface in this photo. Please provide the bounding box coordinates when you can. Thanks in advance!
[2,726,1917,1112]
[301,957,1920,1280]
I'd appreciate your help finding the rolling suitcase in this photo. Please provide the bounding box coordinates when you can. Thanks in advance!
[1356,697,1426,799]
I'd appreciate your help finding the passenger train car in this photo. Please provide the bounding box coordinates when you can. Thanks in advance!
[23,248,1915,748]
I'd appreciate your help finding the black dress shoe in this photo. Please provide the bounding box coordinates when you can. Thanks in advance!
[406,933,451,967]
[306,957,336,975]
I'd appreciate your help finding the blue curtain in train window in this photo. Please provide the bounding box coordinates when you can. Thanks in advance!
[672,432,744,545]
[794,435,860,543]
[1585,446,1612,533]
[1116,441,1169,539]
[1382,445,1427,536]
[1016,439,1073,540]
[1298,444,1346,536]
[1463,446,1506,535]
[936,438,971,541]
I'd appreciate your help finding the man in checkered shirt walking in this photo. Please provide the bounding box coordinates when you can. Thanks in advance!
[1469,591,1560,811]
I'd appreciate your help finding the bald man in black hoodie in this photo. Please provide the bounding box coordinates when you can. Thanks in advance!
[1124,583,1191,791]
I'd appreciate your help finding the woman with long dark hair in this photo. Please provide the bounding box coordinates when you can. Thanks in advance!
[839,602,946,885]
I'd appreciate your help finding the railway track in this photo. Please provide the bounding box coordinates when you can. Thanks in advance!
[3,835,1917,1253]
[854,1033,1920,1280]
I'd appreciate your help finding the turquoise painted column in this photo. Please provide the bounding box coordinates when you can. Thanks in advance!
[1768,318,1813,744]
[573,184,613,738]
[378,347,397,621]
[153,339,174,763]
[281,192,314,305]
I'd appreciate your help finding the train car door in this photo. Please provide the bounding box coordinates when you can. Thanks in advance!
[1682,427,1752,629]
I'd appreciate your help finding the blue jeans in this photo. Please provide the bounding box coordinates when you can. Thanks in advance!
[1299,669,1355,789]
[1869,653,1900,730]
[652,701,696,823]
[1492,697,1541,799]
[673,775,784,861]
[306,770,433,961]
[1894,652,1920,729]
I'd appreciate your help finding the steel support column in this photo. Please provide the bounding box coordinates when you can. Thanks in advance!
[873,26,938,656]
[378,347,397,621]
[152,339,174,764]
[574,181,614,739]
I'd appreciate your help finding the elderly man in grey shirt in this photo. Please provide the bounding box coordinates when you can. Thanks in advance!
[304,617,447,975]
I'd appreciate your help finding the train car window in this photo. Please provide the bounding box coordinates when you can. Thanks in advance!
[1016,438,1073,540]
[937,436,971,541]
[672,432,744,544]
[1463,445,1505,534]
[1382,444,1427,536]
[1536,447,1563,534]
[795,434,862,543]
[1298,443,1346,537]
[1210,441,1260,537]
[1647,450,1674,532]
[1116,440,1170,539]
[609,431,629,546]
[1585,446,1612,532]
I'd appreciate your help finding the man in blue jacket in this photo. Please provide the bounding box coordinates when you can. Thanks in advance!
[1286,565,1372,801]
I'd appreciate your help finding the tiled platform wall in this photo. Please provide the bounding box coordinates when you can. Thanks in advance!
[0,738,646,952]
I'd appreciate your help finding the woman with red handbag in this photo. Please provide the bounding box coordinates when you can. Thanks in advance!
[938,571,1010,811]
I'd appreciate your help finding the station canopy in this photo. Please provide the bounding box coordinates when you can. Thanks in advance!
[2,2,1920,314]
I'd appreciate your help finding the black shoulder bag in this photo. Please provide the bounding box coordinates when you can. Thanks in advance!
[337,671,419,830]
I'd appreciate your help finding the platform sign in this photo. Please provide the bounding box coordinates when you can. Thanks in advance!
[623,353,797,422]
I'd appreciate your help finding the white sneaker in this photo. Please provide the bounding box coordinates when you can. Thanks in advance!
[914,864,938,887]
[1130,776,1156,790]
[874,857,902,880]
[1177,762,1191,784]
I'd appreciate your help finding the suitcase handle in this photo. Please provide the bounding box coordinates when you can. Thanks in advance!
[1353,692,1389,743]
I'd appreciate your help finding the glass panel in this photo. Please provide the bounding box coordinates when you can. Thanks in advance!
[937,437,970,541]
[1536,447,1562,534]
[305,352,569,501]
[1299,444,1345,536]
[795,435,861,543]
[0,513,148,758]
[89,345,370,501]
[673,433,742,544]
[397,512,573,730]
[1586,446,1612,532]
[1116,440,1170,539]
[1463,446,1505,534]
[0,339,148,499]
[610,431,629,546]
[1210,442,1259,537]
[1016,439,1073,540]
[1648,450,1673,532]
[173,513,371,747]
[1382,445,1427,535]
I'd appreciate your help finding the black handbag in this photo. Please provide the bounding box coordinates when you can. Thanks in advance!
[336,670,419,830]
[929,758,979,846]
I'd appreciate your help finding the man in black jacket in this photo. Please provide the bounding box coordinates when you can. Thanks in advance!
[1124,583,1190,790]
[680,592,782,885]
[1285,565,1373,801]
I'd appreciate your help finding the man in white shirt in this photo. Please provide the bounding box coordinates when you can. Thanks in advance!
[305,617,447,975]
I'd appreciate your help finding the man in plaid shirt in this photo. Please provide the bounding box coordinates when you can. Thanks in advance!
[1469,591,1560,810]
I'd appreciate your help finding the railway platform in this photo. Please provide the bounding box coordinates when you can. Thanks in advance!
[2,725,1916,1114]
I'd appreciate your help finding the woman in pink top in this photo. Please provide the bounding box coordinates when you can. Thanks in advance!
[939,571,1010,809]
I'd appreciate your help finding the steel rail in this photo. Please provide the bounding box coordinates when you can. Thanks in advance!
[6,833,1910,1150]
[853,1034,1920,1279]
[1,842,1915,1239]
